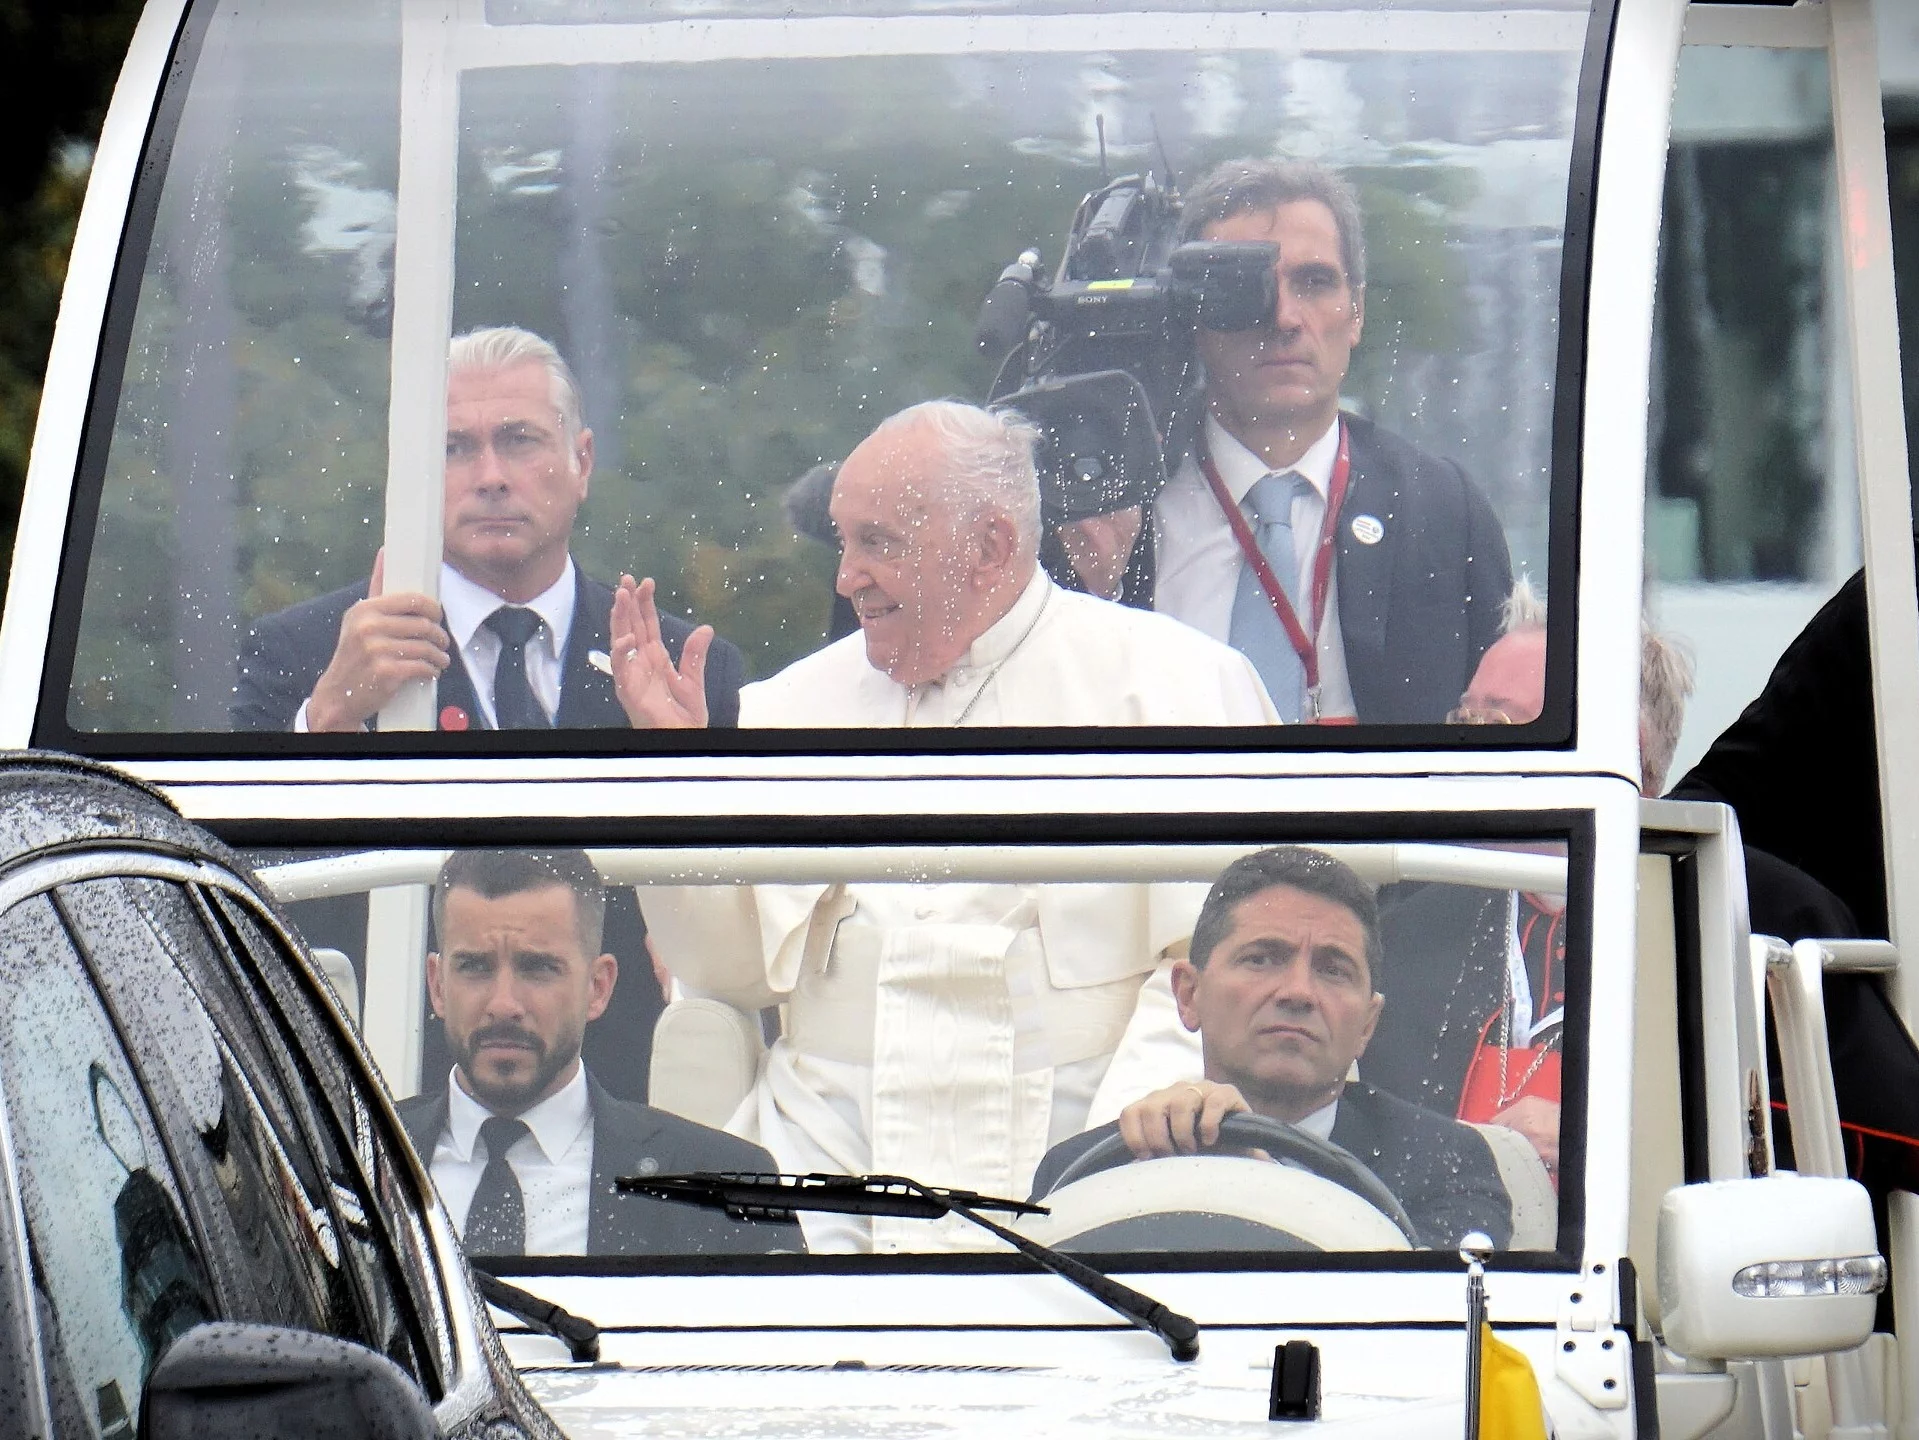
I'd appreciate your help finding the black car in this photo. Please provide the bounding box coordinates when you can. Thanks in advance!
[0,752,561,1439]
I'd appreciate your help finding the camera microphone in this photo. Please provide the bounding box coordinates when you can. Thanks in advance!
[976,250,1042,354]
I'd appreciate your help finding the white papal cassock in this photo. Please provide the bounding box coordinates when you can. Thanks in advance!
[641,572,1278,1251]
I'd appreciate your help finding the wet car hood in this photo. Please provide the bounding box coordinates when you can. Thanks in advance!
[504,1327,1591,1438]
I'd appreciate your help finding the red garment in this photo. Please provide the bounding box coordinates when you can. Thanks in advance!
[1457,895,1564,1125]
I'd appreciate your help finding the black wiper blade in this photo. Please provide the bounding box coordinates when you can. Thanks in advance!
[617,1171,1047,1223]
[473,1270,601,1364]
[620,1171,1199,1363]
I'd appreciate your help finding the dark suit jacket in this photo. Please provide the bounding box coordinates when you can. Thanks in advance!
[396,1074,801,1256]
[1368,882,1512,1120]
[1671,567,1883,935]
[232,565,744,731]
[1663,568,1919,1172]
[1108,411,1512,724]
[1028,1082,1511,1251]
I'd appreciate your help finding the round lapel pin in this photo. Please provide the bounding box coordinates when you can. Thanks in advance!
[1349,513,1385,546]
[438,705,471,731]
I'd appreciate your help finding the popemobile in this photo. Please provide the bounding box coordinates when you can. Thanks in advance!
[2,0,1916,1435]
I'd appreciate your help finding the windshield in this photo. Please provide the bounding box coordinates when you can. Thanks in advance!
[47,0,1595,752]
[252,832,1582,1264]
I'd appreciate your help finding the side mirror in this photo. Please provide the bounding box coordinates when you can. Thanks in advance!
[1657,1175,1886,1361]
[140,1321,437,1440]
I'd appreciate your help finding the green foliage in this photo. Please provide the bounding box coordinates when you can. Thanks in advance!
[0,0,148,595]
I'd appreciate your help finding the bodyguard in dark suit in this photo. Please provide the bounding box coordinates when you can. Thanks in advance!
[395,1073,793,1257]
[236,566,741,732]
[408,847,798,1257]
[232,325,742,733]
[1029,845,1511,1250]
[1056,159,1511,724]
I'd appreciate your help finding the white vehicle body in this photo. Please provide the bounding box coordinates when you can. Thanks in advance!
[7,1,1919,1436]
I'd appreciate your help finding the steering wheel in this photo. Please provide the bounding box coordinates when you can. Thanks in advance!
[1041,1111,1420,1247]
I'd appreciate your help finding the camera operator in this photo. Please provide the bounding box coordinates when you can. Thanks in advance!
[1066,159,1512,726]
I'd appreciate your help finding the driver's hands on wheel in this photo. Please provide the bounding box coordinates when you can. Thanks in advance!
[1117,1080,1272,1162]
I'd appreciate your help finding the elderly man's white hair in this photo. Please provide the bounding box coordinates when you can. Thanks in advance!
[448,325,586,445]
[869,400,1043,554]
[1497,575,1696,794]
[1502,573,1547,633]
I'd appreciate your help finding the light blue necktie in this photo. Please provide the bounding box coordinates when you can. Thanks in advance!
[1227,472,1311,721]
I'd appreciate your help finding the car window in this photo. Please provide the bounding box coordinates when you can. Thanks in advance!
[261,833,1580,1264]
[48,0,1592,752]
[55,877,415,1379]
[0,894,217,1440]
[199,885,453,1395]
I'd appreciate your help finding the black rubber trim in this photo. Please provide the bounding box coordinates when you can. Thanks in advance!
[212,807,1589,852]
[1632,1334,1662,1438]
[483,1316,1558,1337]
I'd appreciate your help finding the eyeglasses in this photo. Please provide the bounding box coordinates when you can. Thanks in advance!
[1446,705,1515,725]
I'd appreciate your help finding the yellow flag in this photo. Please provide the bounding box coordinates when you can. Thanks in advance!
[1479,1323,1550,1439]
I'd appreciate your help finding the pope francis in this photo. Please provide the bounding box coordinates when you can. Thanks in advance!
[613,400,1278,1251]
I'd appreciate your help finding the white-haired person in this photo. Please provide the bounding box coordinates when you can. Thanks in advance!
[235,324,744,732]
[611,399,1277,728]
[617,400,1277,1252]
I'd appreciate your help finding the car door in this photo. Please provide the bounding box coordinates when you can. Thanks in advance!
[58,875,438,1381]
[0,890,221,1439]
[1,858,551,1439]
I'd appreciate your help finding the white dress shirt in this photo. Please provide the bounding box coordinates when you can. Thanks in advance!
[1297,1096,1339,1142]
[292,558,577,731]
[429,1061,594,1255]
[1152,412,1357,721]
[437,559,577,728]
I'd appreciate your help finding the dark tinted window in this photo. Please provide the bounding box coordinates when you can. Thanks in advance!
[0,895,216,1439]
[57,879,424,1384]
[202,886,452,1393]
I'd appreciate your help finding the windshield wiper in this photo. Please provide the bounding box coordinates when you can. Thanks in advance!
[619,1171,1200,1362]
[473,1269,601,1364]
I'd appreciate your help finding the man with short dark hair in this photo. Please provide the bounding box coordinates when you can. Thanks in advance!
[1029,846,1511,1250]
[396,849,798,1256]
[1065,158,1513,724]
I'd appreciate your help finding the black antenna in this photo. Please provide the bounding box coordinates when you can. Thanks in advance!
[1096,114,1108,180]
[1151,114,1179,193]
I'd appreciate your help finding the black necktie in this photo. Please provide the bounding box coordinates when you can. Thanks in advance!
[463,1115,531,1255]
[483,606,549,729]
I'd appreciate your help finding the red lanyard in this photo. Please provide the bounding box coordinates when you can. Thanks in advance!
[1197,420,1351,697]
[1517,894,1565,1027]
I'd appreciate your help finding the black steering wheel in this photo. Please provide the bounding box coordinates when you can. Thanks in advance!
[1041,1111,1420,1247]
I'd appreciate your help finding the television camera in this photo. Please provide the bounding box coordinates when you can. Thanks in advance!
[977,170,1281,524]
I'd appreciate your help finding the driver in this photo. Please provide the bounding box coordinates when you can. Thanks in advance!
[1028,846,1512,1250]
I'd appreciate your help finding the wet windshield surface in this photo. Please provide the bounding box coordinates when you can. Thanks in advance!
[52,0,1592,749]
[254,837,1577,1262]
